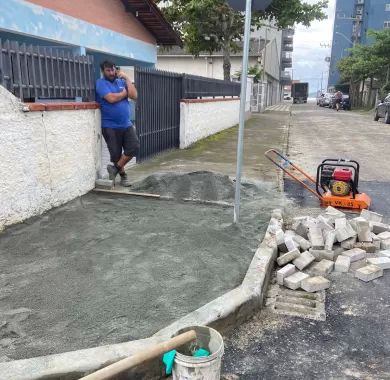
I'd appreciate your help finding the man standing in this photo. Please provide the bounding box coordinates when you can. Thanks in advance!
[96,61,140,186]
[334,90,343,112]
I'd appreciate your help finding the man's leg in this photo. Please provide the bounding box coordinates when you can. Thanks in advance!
[102,128,122,180]
[117,126,140,186]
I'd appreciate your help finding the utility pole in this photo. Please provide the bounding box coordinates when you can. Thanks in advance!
[227,0,272,223]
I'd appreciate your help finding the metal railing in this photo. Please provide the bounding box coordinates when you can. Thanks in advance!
[182,74,240,99]
[0,39,95,102]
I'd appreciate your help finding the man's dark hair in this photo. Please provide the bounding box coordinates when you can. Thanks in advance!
[100,60,116,71]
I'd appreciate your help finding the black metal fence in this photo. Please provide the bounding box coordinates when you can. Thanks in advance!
[135,67,183,161]
[135,67,241,161]
[182,74,241,98]
[0,39,95,102]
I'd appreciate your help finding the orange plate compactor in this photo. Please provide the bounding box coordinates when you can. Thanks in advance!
[265,149,371,210]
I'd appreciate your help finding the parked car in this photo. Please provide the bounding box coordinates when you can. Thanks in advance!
[341,94,351,110]
[318,93,331,107]
[317,93,324,105]
[374,93,390,123]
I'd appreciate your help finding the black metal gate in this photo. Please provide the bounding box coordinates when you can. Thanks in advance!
[134,67,182,161]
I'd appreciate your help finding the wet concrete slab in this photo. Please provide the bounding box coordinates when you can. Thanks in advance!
[0,177,287,361]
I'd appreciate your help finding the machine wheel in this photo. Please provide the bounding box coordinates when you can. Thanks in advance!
[374,110,380,121]
[385,111,390,124]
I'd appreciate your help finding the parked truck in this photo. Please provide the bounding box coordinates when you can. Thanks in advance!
[291,82,309,104]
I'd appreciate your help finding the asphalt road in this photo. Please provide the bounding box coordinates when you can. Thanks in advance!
[222,102,390,380]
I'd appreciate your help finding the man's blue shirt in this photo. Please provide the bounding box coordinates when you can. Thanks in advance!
[96,78,132,129]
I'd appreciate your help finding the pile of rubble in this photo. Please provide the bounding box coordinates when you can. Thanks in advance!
[274,207,390,292]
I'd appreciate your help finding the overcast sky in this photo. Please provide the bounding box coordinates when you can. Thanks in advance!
[292,0,336,95]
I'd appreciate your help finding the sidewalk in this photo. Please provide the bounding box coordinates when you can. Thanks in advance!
[126,111,290,186]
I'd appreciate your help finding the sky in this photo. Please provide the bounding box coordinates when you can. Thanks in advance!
[292,0,336,95]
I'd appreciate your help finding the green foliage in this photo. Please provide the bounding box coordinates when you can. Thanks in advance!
[337,29,390,84]
[156,0,328,80]
[234,64,263,82]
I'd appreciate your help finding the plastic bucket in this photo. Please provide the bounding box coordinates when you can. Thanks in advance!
[172,325,224,380]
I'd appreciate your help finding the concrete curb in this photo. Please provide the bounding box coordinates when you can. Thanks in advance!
[0,211,282,380]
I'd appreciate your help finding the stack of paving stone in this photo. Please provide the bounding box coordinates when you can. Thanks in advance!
[274,207,390,292]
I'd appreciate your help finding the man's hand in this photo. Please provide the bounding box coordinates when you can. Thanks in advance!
[117,71,138,100]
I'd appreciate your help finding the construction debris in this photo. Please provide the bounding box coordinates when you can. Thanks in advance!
[273,208,389,297]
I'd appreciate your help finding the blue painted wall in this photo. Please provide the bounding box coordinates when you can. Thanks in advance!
[328,0,390,88]
[0,0,157,68]
[328,0,354,87]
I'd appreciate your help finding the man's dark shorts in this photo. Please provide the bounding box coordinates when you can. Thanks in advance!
[102,126,140,162]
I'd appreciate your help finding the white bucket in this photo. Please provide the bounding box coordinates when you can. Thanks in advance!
[172,325,224,380]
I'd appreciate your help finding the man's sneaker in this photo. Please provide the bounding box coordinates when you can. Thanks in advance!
[107,165,119,180]
[120,173,131,187]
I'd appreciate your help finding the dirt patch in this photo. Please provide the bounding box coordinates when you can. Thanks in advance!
[131,171,261,202]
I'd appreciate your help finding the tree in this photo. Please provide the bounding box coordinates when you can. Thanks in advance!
[234,64,263,82]
[337,30,390,106]
[157,0,328,80]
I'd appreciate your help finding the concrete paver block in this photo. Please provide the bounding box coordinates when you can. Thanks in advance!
[301,276,330,293]
[309,249,335,261]
[310,259,334,276]
[377,231,390,241]
[371,233,381,250]
[341,236,357,250]
[335,255,351,272]
[335,219,356,243]
[276,230,288,253]
[308,227,325,249]
[380,239,390,250]
[353,242,377,253]
[317,215,334,232]
[285,237,298,252]
[277,249,301,266]
[293,235,311,251]
[305,217,321,229]
[354,217,372,242]
[95,179,114,190]
[294,221,308,239]
[355,264,383,282]
[284,271,310,290]
[324,230,337,251]
[370,222,390,234]
[360,209,383,223]
[277,264,296,285]
[342,248,366,262]
[367,257,390,270]
[293,251,315,270]
[378,249,390,258]
[325,206,345,219]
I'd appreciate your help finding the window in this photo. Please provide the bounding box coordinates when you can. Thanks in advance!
[385,21,390,28]
[386,4,390,11]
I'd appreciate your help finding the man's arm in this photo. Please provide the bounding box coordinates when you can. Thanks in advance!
[104,89,128,104]
[96,79,128,104]
[117,72,138,100]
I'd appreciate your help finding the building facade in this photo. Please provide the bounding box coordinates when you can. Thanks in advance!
[157,24,294,108]
[328,0,390,87]
[0,0,180,78]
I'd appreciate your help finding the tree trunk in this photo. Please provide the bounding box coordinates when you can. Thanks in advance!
[360,78,365,107]
[367,77,373,108]
[222,45,231,81]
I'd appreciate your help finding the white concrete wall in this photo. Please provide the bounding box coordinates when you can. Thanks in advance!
[180,99,240,149]
[0,86,100,231]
